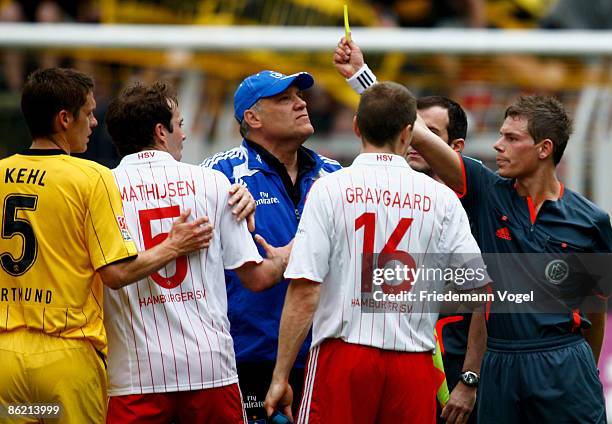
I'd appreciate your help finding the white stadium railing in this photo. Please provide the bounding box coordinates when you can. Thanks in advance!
[0,24,611,55]
[0,24,610,217]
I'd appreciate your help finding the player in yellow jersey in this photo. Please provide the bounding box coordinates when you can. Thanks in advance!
[0,68,212,424]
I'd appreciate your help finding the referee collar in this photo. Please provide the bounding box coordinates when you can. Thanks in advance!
[352,153,411,168]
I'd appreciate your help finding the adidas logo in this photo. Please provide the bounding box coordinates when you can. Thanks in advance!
[496,227,512,240]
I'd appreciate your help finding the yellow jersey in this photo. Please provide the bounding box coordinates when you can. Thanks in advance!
[0,149,137,354]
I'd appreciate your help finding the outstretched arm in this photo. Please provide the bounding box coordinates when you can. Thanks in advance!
[333,36,377,94]
[99,210,212,289]
[334,36,463,191]
[412,115,465,193]
[234,235,293,292]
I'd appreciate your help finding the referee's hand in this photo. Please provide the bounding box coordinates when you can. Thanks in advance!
[441,382,476,424]
[333,36,364,79]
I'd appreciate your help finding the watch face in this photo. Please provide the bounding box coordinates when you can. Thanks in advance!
[462,371,479,386]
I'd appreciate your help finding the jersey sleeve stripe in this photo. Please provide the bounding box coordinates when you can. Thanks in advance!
[62,307,68,335]
[455,152,468,199]
[88,211,107,264]
[70,160,135,258]
[200,147,246,168]
[319,155,341,166]
[90,287,102,310]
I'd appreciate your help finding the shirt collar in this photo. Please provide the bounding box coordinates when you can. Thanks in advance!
[243,139,317,175]
[20,149,67,156]
[351,153,411,168]
[118,150,177,166]
[512,180,565,200]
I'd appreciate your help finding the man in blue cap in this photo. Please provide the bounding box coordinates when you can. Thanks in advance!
[201,70,341,423]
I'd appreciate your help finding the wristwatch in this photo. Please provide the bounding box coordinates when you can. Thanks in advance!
[460,370,479,388]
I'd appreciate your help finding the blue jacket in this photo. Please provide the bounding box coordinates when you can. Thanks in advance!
[201,140,341,366]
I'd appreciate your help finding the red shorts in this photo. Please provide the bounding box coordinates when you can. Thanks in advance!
[298,338,436,424]
[107,383,246,424]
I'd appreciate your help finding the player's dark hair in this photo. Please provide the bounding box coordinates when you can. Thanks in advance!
[21,68,94,139]
[357,82,416,148]
[106,81,178,158]
[417,96,468,142]
[504,96,572,165]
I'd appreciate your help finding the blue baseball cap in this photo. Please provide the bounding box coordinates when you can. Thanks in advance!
[233,70,314,123]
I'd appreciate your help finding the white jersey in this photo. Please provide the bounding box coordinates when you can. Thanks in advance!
[285,153,488,352]
[105,151,262,396]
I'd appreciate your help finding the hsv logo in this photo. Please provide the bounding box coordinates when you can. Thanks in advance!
[376,154,393,162]
[117,216,127,230]
[137,151,155,160]
[496,227,511,240]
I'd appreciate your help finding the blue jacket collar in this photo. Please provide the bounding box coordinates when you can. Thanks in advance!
[241,139,323,178]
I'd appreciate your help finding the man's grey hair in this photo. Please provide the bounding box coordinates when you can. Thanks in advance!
[239,100,261,138]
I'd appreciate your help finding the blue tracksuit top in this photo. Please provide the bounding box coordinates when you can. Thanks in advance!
[201,139,341,366]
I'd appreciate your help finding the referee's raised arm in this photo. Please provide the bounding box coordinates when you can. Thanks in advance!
[333,36,464,193]
[410,115,464,193]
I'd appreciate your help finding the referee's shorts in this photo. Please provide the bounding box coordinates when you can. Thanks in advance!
[0,329,107,424]
[478,334,605,424]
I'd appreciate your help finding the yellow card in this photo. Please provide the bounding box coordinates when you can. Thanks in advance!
[344,4,351,42]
